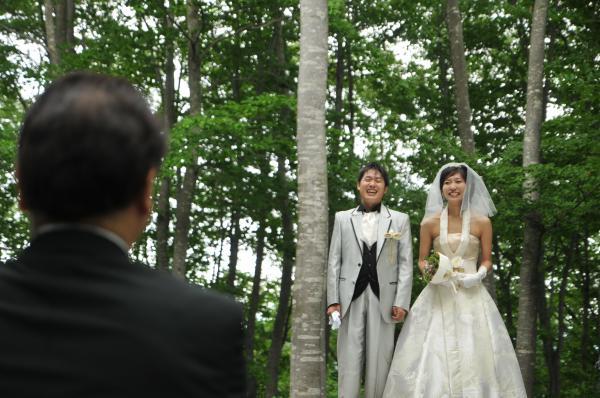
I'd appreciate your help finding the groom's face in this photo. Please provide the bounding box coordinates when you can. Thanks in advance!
[357,169,388,209]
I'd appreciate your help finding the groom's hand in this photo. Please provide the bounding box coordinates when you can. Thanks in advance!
[326,304,341,316]
[391,306,406,321]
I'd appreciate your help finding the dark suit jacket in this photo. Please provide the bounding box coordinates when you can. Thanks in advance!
[0,229,245,397]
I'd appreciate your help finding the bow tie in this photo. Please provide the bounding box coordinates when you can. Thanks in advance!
[358,203,381,213]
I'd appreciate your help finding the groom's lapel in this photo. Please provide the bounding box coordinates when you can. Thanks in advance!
[376,204,392,263]
[350,207,363,256]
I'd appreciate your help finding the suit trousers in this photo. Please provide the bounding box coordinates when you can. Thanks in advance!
[337,285,395,398]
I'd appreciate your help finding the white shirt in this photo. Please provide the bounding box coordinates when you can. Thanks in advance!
[361,211,380,248]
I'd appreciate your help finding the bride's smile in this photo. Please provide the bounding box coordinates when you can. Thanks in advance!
[442,174,466,202]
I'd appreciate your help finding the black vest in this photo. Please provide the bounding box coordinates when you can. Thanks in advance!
[352,242,380,301]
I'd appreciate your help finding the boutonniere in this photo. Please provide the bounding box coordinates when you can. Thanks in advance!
[384,230,402,263]
[384,230,402,240]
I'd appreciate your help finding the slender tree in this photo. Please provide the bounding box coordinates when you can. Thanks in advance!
[265,156,296,398]
[290,0,328,395]
[445,0,498,300]
[43,0,74,66]
[172,0,203,278]
[156,5,177,271]
[516,0,549,395]
[445,0,474,153]
[245,217,266,397]
[155,178,171,270]
[226,211,241,290]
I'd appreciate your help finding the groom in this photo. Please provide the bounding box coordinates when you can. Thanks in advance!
[327,162,413,398]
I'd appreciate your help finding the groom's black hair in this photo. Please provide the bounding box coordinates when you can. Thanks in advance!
[357,162,389,187]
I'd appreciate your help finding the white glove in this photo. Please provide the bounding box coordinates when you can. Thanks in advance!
[437,278,458,294]
[329,311,341,330]
[458,266,488,288]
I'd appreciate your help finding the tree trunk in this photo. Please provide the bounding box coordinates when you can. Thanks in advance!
[435,6,453,133]
[581,227,590,367]
[290,0,328,395]
[517,219,544,396]
[156,7,177,271]
[172,166,197,277]
[163,7,177,131]
[445,0,474,153]
[226,211,241,290]
[186,0,202,113]
[538,236,573,398]
[245,218,266,398]
[494,238,516,338]
[481,236,497,301]
[515,1,548,395]
[170,0,203,279]
[55,0,67,49]
[43,0,74,66]
[334,33,344,133]
[155,178,171,270]
[536,252,553,398]
[551,237,575,398]
[328,28,345,270]
[328,30,344,242]
[43,0,60,65]
[212,218,227,286]
[225,10,243,291]
[265,157,296,398]
[445,0,499,299]
[346,38,354,138]
[65,0,74,46]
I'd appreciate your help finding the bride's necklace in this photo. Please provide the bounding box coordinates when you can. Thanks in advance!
[440,206,471,258]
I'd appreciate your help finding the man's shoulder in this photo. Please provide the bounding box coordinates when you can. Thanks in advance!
[125,264,243,332]
[137,265,240,311]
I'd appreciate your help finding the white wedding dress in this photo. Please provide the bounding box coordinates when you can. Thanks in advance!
[383,211,526,397]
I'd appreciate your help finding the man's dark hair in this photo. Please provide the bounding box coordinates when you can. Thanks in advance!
[439,164,468,192]
[18,72,166,221]
[357,162,389,187]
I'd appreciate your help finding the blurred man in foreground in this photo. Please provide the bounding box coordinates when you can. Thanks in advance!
[0,72,245,397]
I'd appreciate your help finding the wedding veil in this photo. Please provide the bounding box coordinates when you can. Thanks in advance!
[422,162,497,222]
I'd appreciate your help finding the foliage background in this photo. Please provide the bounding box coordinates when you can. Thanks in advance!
[0,0,598,396]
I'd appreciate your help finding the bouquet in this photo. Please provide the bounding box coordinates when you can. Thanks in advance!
[422,253,440,283]
[422,252,462,293]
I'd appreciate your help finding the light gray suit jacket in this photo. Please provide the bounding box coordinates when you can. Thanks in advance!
[327,204,413,323]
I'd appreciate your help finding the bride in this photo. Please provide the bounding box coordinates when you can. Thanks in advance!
[383,163,526,397]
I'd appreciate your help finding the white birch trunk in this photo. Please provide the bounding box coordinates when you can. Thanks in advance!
[516,0,549,395]
[290,0,328,395]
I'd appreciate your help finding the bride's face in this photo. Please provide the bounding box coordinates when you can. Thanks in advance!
[442,172,466,203]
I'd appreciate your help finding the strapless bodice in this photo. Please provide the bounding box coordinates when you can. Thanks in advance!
[433,233,480,272]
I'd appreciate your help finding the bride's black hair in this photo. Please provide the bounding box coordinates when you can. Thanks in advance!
[439,164,467,193]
